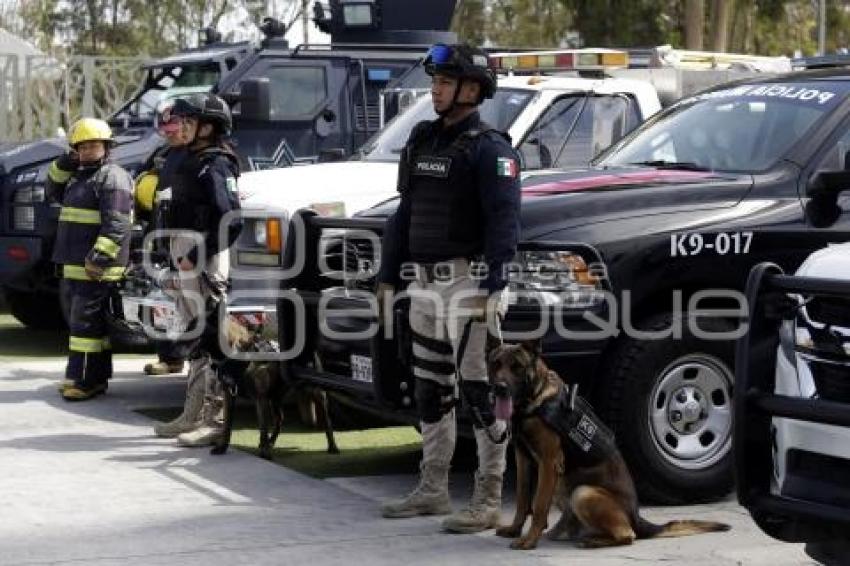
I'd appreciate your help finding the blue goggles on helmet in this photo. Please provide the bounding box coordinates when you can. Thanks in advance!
[426,43,456,65]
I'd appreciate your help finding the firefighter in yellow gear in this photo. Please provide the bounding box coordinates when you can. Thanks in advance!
[48,118,133,400]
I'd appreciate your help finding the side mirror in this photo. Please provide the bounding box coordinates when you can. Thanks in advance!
[238,77,272,121]
[807,170,850,197]
[806,170,847,227]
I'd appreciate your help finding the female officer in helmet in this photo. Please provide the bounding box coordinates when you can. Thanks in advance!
[47,118,133,401]
[135,99,195,379]
[150,93,242,447]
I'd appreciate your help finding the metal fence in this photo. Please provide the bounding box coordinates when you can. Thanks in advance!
[0,53,148,143]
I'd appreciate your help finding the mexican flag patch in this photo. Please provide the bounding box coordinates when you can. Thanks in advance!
[496,157,518,178]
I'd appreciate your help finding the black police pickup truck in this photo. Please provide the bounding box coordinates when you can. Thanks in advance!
[0,0,456,329]
[278,69,850,504]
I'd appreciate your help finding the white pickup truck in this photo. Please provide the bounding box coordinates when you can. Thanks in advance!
[230,71,662,284]
[236,72,661,218]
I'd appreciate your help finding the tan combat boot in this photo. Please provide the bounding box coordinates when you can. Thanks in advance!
[176,369,224,447]
[61,382,107,401]
[153,367,205,438]
[442,422,507,533]
[381,411,456,518]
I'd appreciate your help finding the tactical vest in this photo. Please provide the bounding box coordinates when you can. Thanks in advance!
[535,385,618,467]
[52,164,129,281]
[152,147,187,234]
[164,147,239,233]
[402,121,500,263]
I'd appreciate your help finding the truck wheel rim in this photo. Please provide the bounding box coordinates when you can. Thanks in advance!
[647,354,733,470]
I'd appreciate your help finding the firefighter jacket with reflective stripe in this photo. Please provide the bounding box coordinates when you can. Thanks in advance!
[163,146,241,265]
[535,386,618,467]
[51,162,133,278]
[378,112,521,292]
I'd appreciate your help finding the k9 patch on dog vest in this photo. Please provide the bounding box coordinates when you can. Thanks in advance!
[537,386,617,466]
[413,156,452,178]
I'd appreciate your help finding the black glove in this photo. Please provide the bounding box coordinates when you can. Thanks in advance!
[55,151,80,172]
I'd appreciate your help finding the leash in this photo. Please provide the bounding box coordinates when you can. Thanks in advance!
[455,318,509,445]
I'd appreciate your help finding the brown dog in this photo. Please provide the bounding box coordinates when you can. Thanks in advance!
[211,316,339,459]
[489,341,730,550]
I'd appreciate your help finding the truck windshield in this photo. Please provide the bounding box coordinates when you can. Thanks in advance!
[111,63,220,124]
[599,82,846,173]
[357,88,533,162]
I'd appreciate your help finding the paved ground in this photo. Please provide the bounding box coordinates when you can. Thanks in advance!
[0,359,815,565]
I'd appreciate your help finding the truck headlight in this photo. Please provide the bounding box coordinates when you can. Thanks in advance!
[507,251,605,308]
[12,206,35,231]
[785,296,850,402]
[13,186,45,203]
[238,216,284,267]
[243,218,283,253]
[253,221,267,246]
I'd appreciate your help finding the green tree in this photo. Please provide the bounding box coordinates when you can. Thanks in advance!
[15,0,62,53]
[452,0,486,46]
[486,0,572,47]
[8,0,281,57]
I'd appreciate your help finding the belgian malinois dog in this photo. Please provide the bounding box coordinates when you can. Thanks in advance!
[488,341,730,550]
[211,316,339,459]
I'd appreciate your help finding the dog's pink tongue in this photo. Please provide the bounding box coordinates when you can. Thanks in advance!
[494,396,513,421]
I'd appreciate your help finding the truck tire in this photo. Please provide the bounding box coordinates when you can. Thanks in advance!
[5,289,67,330]
[599,312,735,504]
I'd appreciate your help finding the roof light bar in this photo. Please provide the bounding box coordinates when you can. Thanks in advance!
[490,48,629,73]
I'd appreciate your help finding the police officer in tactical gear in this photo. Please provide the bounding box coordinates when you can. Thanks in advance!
[48,118,134,401]
[136,99,193,377]
[377,44,522,533]
[150,93,242,446]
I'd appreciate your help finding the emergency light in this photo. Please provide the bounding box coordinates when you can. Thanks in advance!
[489,49,629,73]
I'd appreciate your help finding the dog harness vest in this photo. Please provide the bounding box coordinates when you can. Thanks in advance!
[535,386,618,466]
[399,116,507,263]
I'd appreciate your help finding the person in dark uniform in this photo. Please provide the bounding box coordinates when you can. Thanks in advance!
[136,100,193,377]
[47,118,133,401]
[149,93,242,446]
[377,44,522,533]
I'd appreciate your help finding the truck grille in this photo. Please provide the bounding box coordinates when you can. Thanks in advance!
[320,231,378,290]
[355,102,381,133]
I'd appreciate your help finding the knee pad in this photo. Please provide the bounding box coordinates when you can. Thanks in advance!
[461,380,495,428]
[415,378,456,424]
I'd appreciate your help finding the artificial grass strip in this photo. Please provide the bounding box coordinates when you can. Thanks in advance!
[0,314,67,359]
[137,405,423,478]
[0,313,149,360]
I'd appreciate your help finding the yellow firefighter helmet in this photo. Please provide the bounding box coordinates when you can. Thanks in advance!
[134,171,158,212]
[68,118,114,147]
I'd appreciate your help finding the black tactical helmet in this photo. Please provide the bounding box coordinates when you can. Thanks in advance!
[171,93,233,135]
[424,43,497,100]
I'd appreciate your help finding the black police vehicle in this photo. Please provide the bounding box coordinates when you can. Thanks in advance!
[0,0,456,329]
[278,68,850,505]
